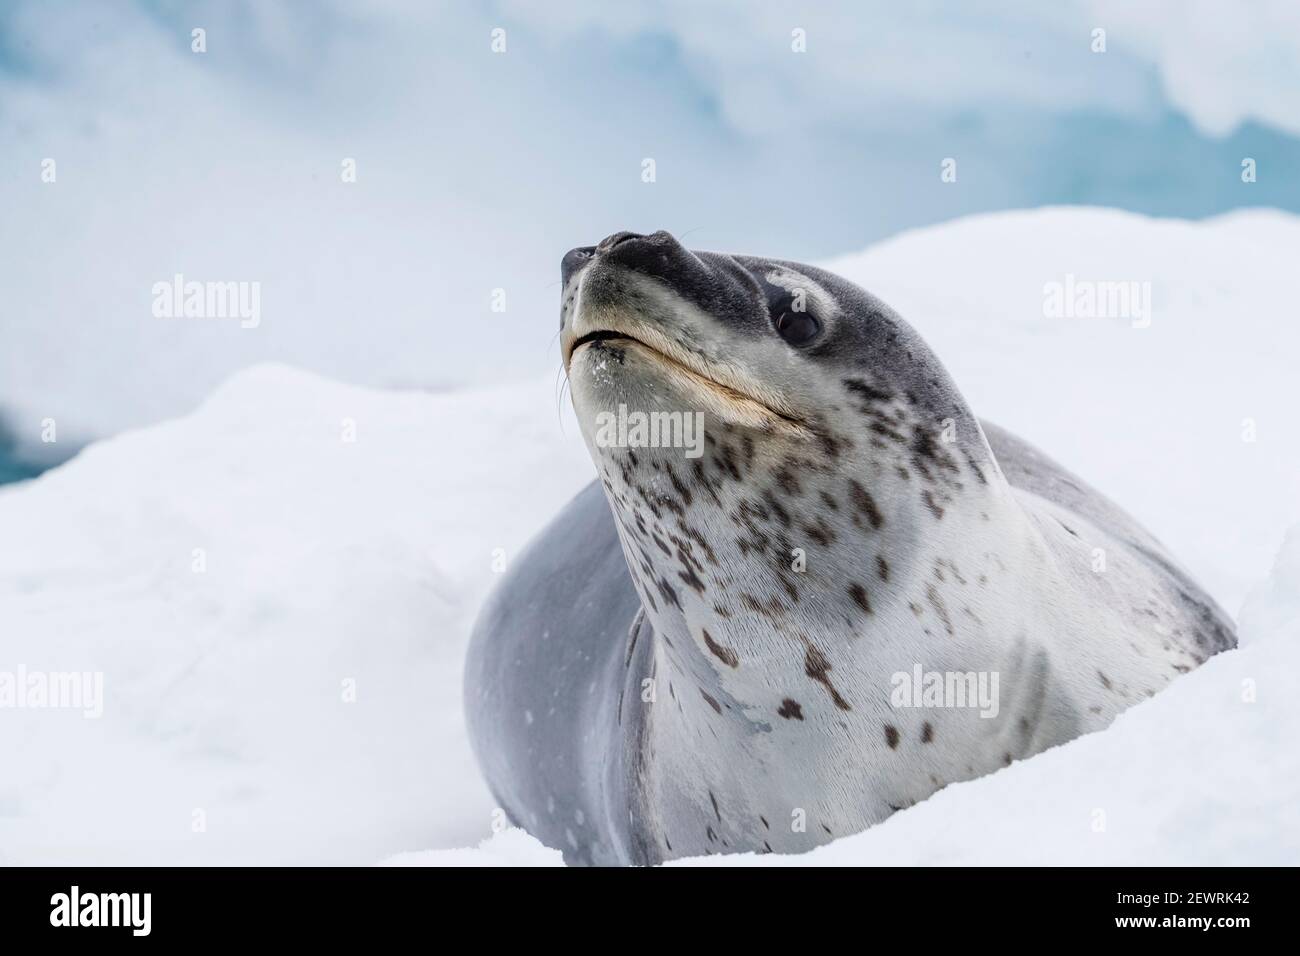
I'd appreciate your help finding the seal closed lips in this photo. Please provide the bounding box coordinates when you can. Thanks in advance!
[568,317,809,434]
[571,329,636,353]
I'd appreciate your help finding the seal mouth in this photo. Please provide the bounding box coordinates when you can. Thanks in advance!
[566,322,811,436]
[570,329,638,353]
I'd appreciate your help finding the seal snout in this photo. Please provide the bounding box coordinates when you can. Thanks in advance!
[561,230,690,290]
[595,230,644,253]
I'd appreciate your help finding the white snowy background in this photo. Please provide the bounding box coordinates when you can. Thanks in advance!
[3,207,1297,865]
[5,0,1300,465]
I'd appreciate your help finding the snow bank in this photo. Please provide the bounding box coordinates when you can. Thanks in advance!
[380,828,563,867]
[2,207,1297,865]
[0,365,591,864]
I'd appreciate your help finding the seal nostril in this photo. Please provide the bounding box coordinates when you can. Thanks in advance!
[596,230,644,254]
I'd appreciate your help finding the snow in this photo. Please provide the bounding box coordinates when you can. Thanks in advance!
[3,206,1298,865]
[0,366,591,864]
[381,828,563,868]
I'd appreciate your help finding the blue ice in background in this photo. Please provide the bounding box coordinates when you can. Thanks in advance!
[2,0,1299,483]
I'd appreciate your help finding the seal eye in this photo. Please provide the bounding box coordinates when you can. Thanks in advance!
[775,310,820,346]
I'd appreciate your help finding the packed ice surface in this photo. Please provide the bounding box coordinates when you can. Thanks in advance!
[3,207,1297,864]
[0,367,591,864]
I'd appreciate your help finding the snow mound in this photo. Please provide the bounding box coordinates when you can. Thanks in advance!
[0,364,591,864]
[380,828,562,867]
[3,207,1298,865]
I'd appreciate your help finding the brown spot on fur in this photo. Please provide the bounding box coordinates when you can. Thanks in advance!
[692,460,723,506]
[843,378,894,405]
[884,724,900,749]
[741,592,787,619]
[777,698,804,720]
[869,421,907,443]
[921,489,945,520]
[925,583,954,635]
[912,428,961,478]
[848,582,873,615]
[921,721,933,743]
[664,463,693,507]
[703,629,739,668]
[805,646,851,711]
[937,557,967,585]
[803,518,835,547]
[700,690,722,714]
[656,578,681,610]
[848,479,884,530]
[677,564,706,595]
[678,523,718,566]
[717,442,742,480]
[780,576,799,604]
[774,467,802,496]
[761,491,791,527]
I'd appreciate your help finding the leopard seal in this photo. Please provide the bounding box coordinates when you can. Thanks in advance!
[464,230,1235,865]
